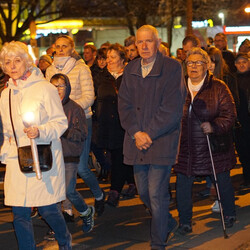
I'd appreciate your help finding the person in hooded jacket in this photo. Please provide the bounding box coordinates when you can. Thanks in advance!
[49,73,95,234]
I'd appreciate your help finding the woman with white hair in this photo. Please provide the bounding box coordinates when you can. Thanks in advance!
[0,41,71,249]
[174,47,237,234]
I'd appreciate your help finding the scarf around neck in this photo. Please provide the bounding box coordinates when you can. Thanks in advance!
[188,73,206,101]
[53,56,76,74]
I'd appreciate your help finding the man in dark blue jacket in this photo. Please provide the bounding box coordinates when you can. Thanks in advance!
[118,25,186,249]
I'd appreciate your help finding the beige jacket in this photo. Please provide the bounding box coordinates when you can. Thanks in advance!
[0,68,68,207]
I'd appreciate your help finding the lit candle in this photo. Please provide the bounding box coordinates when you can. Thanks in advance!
[22,112,42,180]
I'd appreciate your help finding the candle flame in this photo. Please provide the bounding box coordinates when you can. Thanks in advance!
[23,112,35,124]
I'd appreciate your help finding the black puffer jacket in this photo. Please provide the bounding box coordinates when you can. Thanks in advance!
[174,72,236,176]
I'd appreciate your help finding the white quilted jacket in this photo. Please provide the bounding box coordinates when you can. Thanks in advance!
[46,58,94,119]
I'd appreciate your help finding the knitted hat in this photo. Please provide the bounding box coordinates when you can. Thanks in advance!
[39,55,52,65]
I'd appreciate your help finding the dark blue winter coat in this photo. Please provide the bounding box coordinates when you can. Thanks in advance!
[118,51,186,166]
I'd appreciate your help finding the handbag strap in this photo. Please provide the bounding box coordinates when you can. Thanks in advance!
[9,89,19,147]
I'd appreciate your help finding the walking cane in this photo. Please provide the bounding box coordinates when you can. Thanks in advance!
[206,134,229,239]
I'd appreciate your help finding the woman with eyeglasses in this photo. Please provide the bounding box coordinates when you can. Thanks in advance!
[174,47,237,235]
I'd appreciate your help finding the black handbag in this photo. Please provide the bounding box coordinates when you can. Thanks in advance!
[17,144,52,173]
[9,89,53,173]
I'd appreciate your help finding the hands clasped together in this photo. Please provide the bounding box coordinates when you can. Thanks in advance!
[134,131,152,151]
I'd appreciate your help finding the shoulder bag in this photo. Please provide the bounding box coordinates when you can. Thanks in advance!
[9,89,53,173]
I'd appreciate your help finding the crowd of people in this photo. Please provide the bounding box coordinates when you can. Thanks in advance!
[0,25,249,250]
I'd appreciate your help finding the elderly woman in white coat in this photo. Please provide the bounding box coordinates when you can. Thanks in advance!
[0,41,71,250]
[46,35,105,218]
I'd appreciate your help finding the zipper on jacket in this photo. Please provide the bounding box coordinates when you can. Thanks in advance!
[187,104,192,176]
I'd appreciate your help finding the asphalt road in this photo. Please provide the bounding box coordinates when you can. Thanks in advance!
[0,164,250,250]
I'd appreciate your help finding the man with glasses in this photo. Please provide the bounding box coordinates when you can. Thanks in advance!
[118,25,186,249]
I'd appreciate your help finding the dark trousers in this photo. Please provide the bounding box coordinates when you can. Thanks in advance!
[234,126,250,183]
[109,147,134,193]
[176,171,235,226]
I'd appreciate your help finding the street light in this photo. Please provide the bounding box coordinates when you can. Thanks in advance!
[218,12,225,27]
[245,7,250,14]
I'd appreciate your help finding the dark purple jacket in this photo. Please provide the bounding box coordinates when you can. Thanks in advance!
[118,51,186,166]
[174,72,236,176]
[61,77,87,163]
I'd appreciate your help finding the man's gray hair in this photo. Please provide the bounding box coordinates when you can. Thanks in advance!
[186,47,210,64]
[136,25,159,41]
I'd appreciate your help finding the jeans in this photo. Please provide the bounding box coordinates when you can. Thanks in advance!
[63,163,88,213]
[176,171,235,226]
[78,118,102,199]
[12,204,71,250]
[134,164,173,249]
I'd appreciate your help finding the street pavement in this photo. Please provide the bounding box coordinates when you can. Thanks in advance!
[0,164,250,250]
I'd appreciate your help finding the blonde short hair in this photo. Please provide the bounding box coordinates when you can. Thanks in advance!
[0,41,34,73]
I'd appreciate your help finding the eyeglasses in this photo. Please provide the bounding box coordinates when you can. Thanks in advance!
[54,84,66,89]
[186,60,206,67]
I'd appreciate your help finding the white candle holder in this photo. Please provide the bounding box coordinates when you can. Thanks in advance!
[22,112,42,180]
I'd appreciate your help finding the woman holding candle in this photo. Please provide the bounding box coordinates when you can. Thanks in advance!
[0,41,71,250]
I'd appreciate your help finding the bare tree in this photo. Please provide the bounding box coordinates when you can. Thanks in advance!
[62,0,161,35]
[0,0,63,44]
[186,0,193,35]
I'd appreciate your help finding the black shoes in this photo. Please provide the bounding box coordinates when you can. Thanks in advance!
[122,184,137,199]
[31,207,39,218]
[95,189,106,217]
[62,211,74,223]
[44,229,56,241]
[197,188,210,198]
[107,190,120,207]
[176,224,192,236]
[224,215,236,228]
